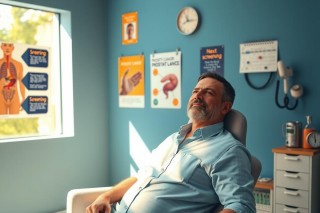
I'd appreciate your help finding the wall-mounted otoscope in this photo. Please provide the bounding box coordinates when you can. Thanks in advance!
[275,60,303,110]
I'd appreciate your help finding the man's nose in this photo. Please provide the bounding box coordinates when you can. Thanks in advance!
[195,90,204,99]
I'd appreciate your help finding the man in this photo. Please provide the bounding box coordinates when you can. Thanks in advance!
[126,23,134,40]
[87,72,256,213]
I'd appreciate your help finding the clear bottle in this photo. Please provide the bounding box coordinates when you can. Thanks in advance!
[302,115,316,149]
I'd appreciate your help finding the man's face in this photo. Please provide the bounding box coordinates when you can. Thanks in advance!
[187,77,230,124]
[127,25,134,39]
[1,43,14,56]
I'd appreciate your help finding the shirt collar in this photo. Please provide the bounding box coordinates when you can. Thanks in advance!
[178,122,224,139]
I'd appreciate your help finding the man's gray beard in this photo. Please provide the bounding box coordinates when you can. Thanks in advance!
[187,108,208,122]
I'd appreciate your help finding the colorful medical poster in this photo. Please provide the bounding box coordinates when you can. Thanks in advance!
[200,45,224,76]
[0,42,51,116]
[122,12,138,45]
[118,55,144,108]
[150,51,181,109]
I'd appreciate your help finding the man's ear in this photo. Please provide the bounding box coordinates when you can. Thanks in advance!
[221,101,232,115]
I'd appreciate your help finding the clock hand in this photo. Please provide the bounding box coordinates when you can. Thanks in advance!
[185,14,189,22]
[182,17,189,25]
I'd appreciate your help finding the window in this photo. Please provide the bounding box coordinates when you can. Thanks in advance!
[0,0,73,143]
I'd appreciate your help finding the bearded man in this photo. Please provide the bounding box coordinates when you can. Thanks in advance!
[87,72,256,213]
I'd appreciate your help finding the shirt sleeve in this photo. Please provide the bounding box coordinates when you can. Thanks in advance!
[211,145,256,213]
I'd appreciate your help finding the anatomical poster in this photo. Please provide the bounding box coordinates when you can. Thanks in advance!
[118,54,144,108]
[0,41,51,116]
[122,12,138,45]
[150,51,181,109]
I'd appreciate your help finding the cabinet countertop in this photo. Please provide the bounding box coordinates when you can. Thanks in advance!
[255,180,273,190]
[272,146,320,156]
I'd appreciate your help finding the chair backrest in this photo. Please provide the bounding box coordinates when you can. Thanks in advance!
[224,109,247,146]
[212,109,262,213]
[224,109,261,182]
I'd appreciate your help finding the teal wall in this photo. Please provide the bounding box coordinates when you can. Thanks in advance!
[1,0,320,213]
[106,0,320,183]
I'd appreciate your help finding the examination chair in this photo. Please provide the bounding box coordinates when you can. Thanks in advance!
[67,109,262,213]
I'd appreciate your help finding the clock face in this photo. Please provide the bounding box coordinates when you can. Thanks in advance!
[177,7,199,35]
[307,132,320,148]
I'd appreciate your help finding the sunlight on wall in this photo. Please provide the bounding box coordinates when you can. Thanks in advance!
[129,121,151,176]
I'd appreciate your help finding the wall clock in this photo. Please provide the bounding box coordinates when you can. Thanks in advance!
[177,6,199,35]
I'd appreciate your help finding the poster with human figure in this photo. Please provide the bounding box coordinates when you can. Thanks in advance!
[122,12,138,45]
[150,51,181,109]
[118,55,144,108]
[0,42,50,116]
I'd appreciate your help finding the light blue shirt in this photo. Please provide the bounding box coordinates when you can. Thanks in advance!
[114,122,256,213]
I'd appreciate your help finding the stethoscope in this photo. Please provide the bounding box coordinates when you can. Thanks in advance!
[244,61,303,111]
[275,79,301,110]
[274,61,303,110]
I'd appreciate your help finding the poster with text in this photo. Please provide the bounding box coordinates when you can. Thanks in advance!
[118,55,144,108]
[122,12,138,45]
[200,45,224,76]
[150,51,181,109]
[0,42,51,117]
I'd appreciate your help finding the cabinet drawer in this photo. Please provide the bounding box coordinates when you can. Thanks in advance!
[276,153,309,173]
[276,170,309,190]
[275,204,308,213]
[275,187,309,208]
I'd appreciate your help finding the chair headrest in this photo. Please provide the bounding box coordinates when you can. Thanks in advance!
[224,109,247,145]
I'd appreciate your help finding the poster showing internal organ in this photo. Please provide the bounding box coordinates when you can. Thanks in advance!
[0,42,50,116]
[150,51,181,109]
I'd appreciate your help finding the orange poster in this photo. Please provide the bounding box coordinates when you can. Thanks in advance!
[122,12,138,45]
[118,55,144,108]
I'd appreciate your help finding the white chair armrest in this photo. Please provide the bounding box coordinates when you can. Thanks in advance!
[67,187,111,213]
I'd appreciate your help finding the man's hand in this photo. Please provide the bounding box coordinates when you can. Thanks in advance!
[120,69,142,95]
[86,194,112,213]
[86,177,137,213]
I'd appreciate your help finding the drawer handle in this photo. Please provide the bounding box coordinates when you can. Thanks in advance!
[284,156,300,161]
[284,190,299,196]
[283,207,298,213]
[284,173,300,179]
